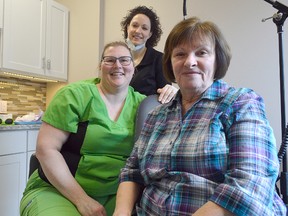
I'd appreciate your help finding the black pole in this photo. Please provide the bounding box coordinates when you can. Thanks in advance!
[183,0,187,20]
[274,13,288,205]
[263,0,288,207]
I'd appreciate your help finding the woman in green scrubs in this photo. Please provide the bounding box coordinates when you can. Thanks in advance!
[20,41,145,216]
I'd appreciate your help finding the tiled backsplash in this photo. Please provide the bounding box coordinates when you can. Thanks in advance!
[0,77,46,119]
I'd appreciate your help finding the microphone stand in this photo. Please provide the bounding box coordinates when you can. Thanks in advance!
[263,0,288,207]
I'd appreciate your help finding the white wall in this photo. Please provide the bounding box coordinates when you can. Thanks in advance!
[53,0,288,155]
[103,0,288,150]
[47,0,103,105]
[55,0,103,83]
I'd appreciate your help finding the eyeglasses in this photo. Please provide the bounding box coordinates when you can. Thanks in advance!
[102,56,132,66]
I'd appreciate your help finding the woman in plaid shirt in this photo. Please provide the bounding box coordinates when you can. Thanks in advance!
[113,17,286,216]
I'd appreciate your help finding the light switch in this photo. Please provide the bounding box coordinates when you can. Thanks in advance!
[0,100,7,113]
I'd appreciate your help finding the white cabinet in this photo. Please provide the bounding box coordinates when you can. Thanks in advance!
[0,0,3,28]
[0,131,27,216]
[0,129,39,216]
[45,0,69,80]
[1,0,69,81]
[0,153,26,216]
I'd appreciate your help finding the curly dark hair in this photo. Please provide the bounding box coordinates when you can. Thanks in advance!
[120,6,163,48]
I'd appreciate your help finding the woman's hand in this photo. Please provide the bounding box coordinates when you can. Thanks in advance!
[157,84,178,104]
[113,211,131,216]
[192,201,234,216]
[76,195,107,216]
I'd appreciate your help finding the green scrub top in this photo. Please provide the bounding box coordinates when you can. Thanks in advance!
[23,77,145,200]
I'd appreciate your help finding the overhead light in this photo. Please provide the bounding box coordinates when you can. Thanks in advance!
[0,81,25,88]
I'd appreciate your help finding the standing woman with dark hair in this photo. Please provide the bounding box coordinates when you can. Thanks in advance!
[121,6,177,104]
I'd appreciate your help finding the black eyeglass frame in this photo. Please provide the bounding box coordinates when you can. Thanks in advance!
[102,56,133,66]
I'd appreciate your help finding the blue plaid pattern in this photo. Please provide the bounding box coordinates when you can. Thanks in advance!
[119,80,286,215]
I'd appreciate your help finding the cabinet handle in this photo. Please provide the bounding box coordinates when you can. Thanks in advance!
[47,59,51,70]
[42,57,46,69]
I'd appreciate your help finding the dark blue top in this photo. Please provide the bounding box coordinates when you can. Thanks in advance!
[130,46,171,96]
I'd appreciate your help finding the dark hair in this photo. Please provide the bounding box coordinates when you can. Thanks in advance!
[163,17,232,83]
[120,6,163,47]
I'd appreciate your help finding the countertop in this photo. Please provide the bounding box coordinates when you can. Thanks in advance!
[0,124,41,131]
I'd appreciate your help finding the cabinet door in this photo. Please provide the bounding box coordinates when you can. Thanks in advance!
[45,0,69,81]
[0,0,3,28]
[2,0,46,75]
[27,130,39,152]
[0,130,26,155]
[0,153,26,216]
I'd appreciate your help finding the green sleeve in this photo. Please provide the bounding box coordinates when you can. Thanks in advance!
[42,83,94,133]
